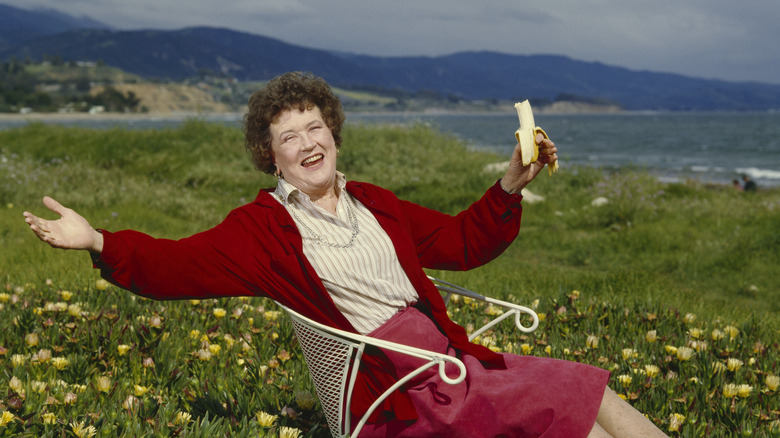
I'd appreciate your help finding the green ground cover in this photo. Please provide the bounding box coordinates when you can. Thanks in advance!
[0,121,778,436]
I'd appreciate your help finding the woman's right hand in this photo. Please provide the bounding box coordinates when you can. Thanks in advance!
[23,197,104,253]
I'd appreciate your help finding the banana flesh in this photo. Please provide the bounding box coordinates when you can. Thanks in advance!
[514,100,559,176]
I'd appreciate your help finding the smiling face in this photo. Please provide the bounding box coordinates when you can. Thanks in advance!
[270,106,338,200]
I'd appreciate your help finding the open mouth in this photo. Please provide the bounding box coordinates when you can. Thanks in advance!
[301,154,324,168]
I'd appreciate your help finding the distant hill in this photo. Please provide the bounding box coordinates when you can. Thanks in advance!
[2,4,780,111]
[0,4,110,50]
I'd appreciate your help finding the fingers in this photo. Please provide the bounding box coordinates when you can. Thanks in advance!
[43,196,68,216]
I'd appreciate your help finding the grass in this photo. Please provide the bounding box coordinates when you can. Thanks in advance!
[0,121,778,436]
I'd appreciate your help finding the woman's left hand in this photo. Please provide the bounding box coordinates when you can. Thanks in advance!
[499,133,558,194]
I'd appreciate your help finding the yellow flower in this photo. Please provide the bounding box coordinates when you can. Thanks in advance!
[644,364,660,378]
[34,349,52,363]
[544,345,552,355]
[0,293,9,303]
[683,313,696,324]
[9,376,23,393]
[736,384,752,398]
[95,279,110,291]
[664,345,677,355]
[42,412,56,424]
[96,376,111,393]
[280,426,301,438]
[676,347,694,361]
[24,333,40,347]
[223,334,235,347]
[63,392,77,405]
[213,308,227,319]
[723,325,739,340]
[264,310,282,321]
[645,330,657,343]
[688,328,702,339]
[11,354,27,367]
[196,349,212,361]
[537,313,546,322]
[689,377,699,384]
[174,411,192,425]
[60,290,74,301]
[621,348,638,360]
[766,374,780,391]
[123,395,140,412]
[723,383,738,398]
[295,391,316,410]
[586,335,599,349]
[521,343,533,354]
[255,410,277,427]
[668,413,685,432]
[31,380,46,393]
[711,328,725,341]
[67,304,81,317]
[727,358,743,372]
[712,361,727,375]
[189,329,200,340]
[117,344,131,356]
[208,344,221,356]
[0,411,15,427]
[133,385,149,396]
[617,374,632,387]
[70,420,97,438]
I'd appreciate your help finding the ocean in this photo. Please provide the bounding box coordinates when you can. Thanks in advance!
[2,111,779,188]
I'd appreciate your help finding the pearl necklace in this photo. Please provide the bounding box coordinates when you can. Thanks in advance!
[278,194,360,248]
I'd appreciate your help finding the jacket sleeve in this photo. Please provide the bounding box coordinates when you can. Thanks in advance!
[93,208,275,300]
[401,180,524,271]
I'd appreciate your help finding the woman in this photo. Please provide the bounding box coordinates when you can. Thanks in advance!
[24,72,666,437]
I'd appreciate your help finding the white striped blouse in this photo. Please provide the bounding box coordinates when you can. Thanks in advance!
[273,173,419,334]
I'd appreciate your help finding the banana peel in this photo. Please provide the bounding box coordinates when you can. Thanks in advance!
[514,100,559,176]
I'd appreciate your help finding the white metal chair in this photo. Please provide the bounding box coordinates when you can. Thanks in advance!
[279,276,539,438]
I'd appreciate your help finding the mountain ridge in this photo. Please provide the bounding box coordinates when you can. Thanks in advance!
[1,4,779,111]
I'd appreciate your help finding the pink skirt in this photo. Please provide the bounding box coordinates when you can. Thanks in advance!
[360,307,610,438]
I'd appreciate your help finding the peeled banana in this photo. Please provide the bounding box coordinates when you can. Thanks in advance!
[514,100,559,176]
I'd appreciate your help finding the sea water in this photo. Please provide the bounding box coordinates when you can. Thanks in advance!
[2,111,778,188]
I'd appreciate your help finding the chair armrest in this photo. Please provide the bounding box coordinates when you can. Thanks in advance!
[428,276,539,340]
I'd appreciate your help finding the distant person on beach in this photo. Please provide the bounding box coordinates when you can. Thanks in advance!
[732,179,743,191]
[742,174,757,192]
[23,72,667,437]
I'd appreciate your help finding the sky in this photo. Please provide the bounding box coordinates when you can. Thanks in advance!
[5,0,780,85]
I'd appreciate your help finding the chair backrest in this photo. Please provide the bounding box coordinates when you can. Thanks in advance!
[285,308,364,438]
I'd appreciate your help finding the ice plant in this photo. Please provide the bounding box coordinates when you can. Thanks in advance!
[586,334,599,349]
[42,412,56,424]
[255,411,277,427]
[644,364,660,378]
[668,413,685,432]
[196,349,212,361]
[711,328,725,341]
[683,313,696,324]
[723,383,738,398]
[0,411,15,427]
[134,385,149,396]
[117,344,131,356]
[736,384,752,398]
[676,347,693,361]
[95,279,110,290]
[70,420,97,438]
[727,358,743,372]
[621,348,638,360]
[645,330,657,343]
[766,374,780,391]
[96,376,112,392]
[279,426,302,438]
[213,308,227,319]
[617,374,632,387]
[25,332,39,347]
[174,411,192,425]
[52,357,69,370]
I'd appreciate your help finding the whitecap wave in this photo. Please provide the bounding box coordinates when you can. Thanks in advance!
[735,167,780,180]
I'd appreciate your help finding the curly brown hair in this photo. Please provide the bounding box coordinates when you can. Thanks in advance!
[243,72,346,174]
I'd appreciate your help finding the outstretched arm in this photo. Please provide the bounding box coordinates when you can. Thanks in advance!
[23,196,104,253]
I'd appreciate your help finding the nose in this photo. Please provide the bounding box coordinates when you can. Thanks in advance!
[301,133,317,151]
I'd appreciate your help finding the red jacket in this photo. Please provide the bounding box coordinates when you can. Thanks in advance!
[94,180,524,423]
